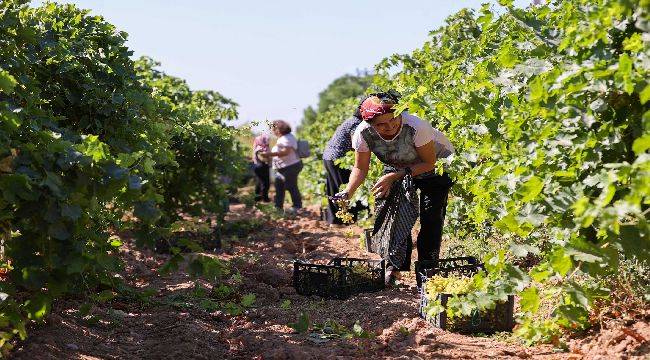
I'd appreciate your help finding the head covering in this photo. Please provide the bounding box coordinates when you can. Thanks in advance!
[253,134,269,149]
[252,134,270,164]
[359,95,395,121]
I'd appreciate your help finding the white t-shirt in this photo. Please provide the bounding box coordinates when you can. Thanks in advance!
[272,133,300,169]
[351,112,454,158]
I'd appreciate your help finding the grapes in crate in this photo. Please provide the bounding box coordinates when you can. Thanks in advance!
[424,275,474,299]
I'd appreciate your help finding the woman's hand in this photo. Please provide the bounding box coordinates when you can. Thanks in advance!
[372,172,403,198]
[332,190,349,201]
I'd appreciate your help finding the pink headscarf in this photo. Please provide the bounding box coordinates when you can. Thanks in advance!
[359,96,395,121]
[252,134,270,163]
[253,134,269,150]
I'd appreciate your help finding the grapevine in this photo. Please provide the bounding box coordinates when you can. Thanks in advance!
[300,0,649,344]
[0,0,246,348]
[372,0,649,343]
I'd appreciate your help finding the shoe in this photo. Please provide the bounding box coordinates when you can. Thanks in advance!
[385,266,400,287]
[290,207,308,216]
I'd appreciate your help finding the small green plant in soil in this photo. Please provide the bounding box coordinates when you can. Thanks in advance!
[289,312,311,333]
[280,300,292,310]
[312,319,374,339]
[398,326,411,336]
[255,203,284,220]
[222,218,265,238]
[240,293,256,308]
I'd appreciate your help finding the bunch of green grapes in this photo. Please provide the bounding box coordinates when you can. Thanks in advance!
[350,263,372,280]
[334,199,354,224]
[424,275,474,299]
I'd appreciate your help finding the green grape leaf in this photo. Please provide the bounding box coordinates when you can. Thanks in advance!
[510,244,540,258]
[520,286,540,313]
[199,299,219,312]
[94,290,115,303]
[640,84,650,105]
[549,249,572,277]
[134,201,161,223]
[240,293,255,308]
[519,176,544,202]
[566,249,602,263]
[289,312,310,333]
[618,224,650,261]
[280,299,291,309]
[566,286,590,308]
[47,223,70,240]
[0,70,17,93]
[622,33,644,52]
[60,203,81,220]
[632,134,650,155]
[77,135,109,162]
[24,293,51,321]
[530,263,552,283]
[0,174,37,202]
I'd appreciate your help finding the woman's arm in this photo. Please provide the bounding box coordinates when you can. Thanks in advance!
[341,151,371,198]
[410,140,437,175]
[371,140,437,198]
[264,147,292,157]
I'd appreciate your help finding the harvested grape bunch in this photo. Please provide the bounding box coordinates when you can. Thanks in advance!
[424,275,474,299]
[334,199,354,224]
[350,263,372,280]
[422,275,477,324]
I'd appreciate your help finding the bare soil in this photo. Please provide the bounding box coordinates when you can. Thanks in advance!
[8,204,647,359]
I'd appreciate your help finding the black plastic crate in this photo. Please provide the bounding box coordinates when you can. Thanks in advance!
[419,291,515,334]
[293,257,385,299]
[416,257,514,334]
[414,256,482,288]
[362,228,373,251]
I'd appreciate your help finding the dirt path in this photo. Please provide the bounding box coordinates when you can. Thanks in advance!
[10,204,566,359]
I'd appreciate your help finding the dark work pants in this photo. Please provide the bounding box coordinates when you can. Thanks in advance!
[253,162,270,202]
[323,159,367,224]
[274,161,303,209]
[413,173,453,263]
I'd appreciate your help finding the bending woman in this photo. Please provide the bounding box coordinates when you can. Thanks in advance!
[336,92,454,283]
[322,110,364,224]
[252,134,271,202]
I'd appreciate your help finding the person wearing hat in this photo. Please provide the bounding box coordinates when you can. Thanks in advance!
[335,92,454,285]
[321,108,365,225]
[252,133,271,202]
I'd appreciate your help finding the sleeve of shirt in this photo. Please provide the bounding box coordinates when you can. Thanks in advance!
[277,135,297,149]
[351,127,370,152]
[414,118,436,147]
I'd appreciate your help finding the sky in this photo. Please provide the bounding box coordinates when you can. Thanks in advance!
[34,0,531,130]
